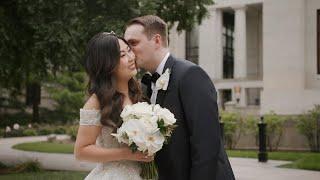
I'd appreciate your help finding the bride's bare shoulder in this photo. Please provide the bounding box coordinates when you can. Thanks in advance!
[83,94,100,110]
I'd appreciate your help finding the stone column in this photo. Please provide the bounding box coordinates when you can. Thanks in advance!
[240,87,246,107]
[233,5,247,79]
[199,10,215,79]
[212,8,223,79]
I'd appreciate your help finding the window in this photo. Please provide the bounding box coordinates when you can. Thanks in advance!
[219,89,232,110]
[246,88,261,106]
[223,12,234,79]
[185,26,199,64]
[317,9,320,74]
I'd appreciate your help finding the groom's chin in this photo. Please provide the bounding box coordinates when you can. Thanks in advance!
[136,64,144,70]
[137,67,148,72]
[131,69,138,77]
[135,60,146,70]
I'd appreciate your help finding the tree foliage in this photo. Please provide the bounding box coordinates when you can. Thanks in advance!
[0,0,214,123]
[44,71,87,123]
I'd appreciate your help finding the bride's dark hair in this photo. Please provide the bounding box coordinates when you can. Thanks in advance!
[84,32,144,129]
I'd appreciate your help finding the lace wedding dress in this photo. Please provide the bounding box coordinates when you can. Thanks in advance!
[79,109,142,180]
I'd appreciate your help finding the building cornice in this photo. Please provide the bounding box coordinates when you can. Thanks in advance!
[208,0,263,11]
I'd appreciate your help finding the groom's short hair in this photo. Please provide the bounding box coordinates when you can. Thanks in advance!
[127,15,168,47]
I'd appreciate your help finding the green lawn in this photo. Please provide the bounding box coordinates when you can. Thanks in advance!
[12,141,74,154]
[227,150,320,171]
[12,142,320,171]
[0,171,87,180]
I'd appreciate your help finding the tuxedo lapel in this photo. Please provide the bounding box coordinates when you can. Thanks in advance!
[156,55,175,106]
[156,89,166,106]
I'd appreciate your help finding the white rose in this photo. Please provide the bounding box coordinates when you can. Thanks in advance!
[144,131,165,156]
[123,120,140,135]
[132,133,148,152]
[13,123,20,130]
[121,120,146,144]
[154,105,176,125]
[121,102,154,121]
[131,102,154,117]
[120,105,134,121]
[111,127,130,144]
[112,119,140,144]
[140,116,159,133]
[155,69,170,91]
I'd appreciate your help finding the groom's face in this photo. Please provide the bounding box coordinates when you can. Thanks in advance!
[124,24,156,71]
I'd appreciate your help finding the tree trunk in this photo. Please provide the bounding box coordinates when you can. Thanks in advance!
[33,101,39,123]
[26,82,41,123]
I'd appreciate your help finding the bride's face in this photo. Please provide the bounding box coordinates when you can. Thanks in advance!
[114,39,137,80]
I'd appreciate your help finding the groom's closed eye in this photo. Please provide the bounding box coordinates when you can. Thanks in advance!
[128,40,139,47]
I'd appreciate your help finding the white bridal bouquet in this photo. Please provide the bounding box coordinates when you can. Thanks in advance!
[112,102,177,179]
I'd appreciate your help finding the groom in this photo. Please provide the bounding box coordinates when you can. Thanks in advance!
[125,15,235,180]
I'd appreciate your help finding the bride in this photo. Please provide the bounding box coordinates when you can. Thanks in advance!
[74,32,153,180]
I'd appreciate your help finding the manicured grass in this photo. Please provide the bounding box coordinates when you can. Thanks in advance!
[227,150,320,171]
[12,141,74,154]
[0,170,87,180]
[280,155,320,171]
[12,141,320,171]
[227,150,257,159]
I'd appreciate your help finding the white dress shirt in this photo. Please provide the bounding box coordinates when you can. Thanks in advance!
[150,52,170,104]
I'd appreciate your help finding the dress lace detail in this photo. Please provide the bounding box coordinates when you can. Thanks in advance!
[79,109,142,180]
[80,109,102,126]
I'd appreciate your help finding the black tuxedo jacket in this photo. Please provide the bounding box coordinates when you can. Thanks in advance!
[141,55,235,180]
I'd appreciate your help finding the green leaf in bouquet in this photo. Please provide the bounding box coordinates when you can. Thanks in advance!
[157,119,166,135]
[121,132,129,140]
[129,143,138,153]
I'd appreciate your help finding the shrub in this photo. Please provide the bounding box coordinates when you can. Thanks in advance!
[4,129,24,137]
[31,123,40,129]
[13,161,42,173]
[264,111,286,151]
[22,129,38,136]
[296,105,320,152]
[243,115,259,146]
[0,161,8,169]
[0,129,4,138]
[53,127,67,134]
[220,111,244,149]
[37,127,53,135]
[67,125,78,141]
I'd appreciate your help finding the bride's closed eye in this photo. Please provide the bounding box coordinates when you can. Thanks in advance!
[120,47,133,57]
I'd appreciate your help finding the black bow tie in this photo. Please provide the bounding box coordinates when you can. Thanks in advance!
[141,72,160,85]
[151,72,160,83]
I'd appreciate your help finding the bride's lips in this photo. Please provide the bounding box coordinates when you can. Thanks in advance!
[128,63,136,70]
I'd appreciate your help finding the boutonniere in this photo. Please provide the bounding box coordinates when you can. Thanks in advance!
[155,68,171,91]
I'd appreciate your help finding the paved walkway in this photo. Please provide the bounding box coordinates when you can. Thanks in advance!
[1,136,320,180]
[0,135,95,171]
